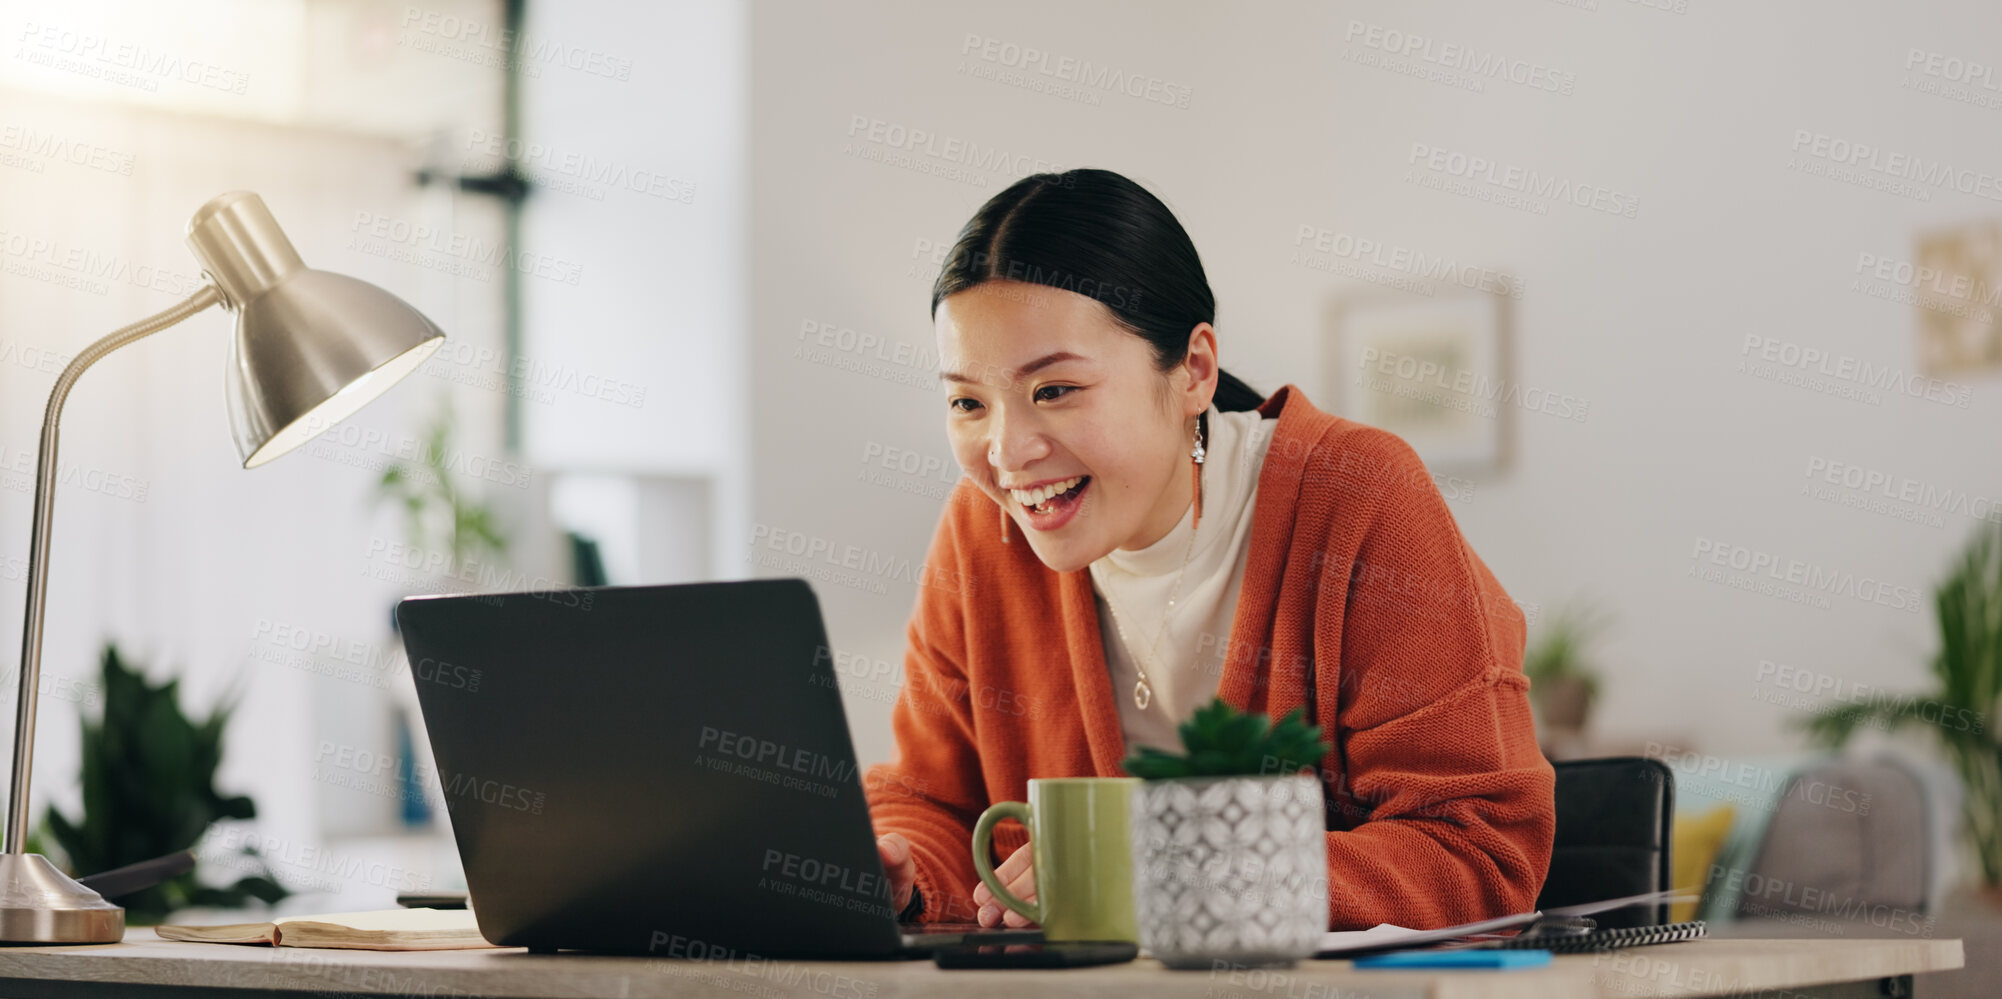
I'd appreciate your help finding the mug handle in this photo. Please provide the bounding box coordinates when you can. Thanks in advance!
[972,800,1041,925]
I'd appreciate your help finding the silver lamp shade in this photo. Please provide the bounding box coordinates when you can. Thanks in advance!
[186,191,446,468]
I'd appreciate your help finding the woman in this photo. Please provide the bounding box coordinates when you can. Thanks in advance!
[866,168,1553,931]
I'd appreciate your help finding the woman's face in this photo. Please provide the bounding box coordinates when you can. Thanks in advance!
[935,280,1216,574]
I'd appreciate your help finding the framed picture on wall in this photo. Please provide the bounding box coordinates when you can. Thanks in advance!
[1326,289,1514,473]
[1914,220,2002,377]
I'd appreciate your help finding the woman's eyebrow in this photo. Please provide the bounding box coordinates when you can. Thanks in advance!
[940,351,1087,385]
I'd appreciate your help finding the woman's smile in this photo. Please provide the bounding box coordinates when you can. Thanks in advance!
[1013,475,1092,530]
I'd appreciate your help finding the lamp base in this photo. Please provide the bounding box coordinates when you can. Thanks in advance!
[0,854,124,943]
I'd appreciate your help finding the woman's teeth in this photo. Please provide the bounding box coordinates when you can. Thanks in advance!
[1010,476,1086,511]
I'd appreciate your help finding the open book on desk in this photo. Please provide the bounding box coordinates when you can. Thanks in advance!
[157,907,501,951]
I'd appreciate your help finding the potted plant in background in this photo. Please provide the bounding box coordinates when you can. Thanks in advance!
[1802,521,2002,907]
[1123,697,1331,969]
[30,644,287,924]
[1523,600,1610,758]
[372,396,510,577]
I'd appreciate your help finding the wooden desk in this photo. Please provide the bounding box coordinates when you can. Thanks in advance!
[0,930,1962,998]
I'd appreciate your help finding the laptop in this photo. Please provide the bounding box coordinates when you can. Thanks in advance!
[395,577,1040,958]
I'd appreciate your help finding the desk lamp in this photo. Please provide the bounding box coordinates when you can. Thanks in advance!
[3,191,446,943]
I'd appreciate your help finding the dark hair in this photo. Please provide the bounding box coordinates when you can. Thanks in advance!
[929,168,1265,412]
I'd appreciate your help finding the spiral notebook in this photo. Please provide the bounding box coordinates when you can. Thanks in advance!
[1315,889,1705,959]
[1482,920,1708,953]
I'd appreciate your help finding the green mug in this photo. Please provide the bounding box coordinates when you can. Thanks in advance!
[972,777,1140,943]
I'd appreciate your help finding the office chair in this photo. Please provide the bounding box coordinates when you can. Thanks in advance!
[1535,756,1676,929]
[1728,756,1933,927]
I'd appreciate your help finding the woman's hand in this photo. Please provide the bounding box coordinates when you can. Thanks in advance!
[972,842,1037,928]
[876,833,916,916]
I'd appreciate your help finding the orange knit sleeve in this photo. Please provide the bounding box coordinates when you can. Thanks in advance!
[1315,432,1556,930]
[862,495,988,924]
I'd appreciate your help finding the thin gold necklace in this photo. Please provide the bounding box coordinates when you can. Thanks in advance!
[1094,526,1196,710]
[1092,417,1205,710]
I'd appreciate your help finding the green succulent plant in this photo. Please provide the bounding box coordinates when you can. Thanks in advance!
[1123,696,1329,780]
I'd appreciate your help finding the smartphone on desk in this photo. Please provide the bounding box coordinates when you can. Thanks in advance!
[935,941,1138,969]
[396,891,469,909]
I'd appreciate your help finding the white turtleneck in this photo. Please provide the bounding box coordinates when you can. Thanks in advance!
[1087,402,1275,754]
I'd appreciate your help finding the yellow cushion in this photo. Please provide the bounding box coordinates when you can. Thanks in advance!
[1669,804,1736,922]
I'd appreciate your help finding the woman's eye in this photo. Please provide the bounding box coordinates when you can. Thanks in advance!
[950,387,1071,412]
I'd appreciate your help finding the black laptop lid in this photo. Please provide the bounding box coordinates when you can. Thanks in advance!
[396,578,905,957]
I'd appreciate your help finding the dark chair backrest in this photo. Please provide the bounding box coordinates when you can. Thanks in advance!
[1536,756,1675,929]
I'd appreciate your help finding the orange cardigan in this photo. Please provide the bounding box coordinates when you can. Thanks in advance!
[863,383,1554,929]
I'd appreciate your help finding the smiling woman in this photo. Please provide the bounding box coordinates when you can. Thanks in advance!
[866,168,1554,932]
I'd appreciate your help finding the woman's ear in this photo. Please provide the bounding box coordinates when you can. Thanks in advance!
[1182,323,1221,410]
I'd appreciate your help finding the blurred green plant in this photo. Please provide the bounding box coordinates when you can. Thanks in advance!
[372,396,508,574]
[31,643,287,923]
[1124,697,1329,780]
[1801,521,2002,888]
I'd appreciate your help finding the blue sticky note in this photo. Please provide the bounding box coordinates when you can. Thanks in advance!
[1353,949,1553,970]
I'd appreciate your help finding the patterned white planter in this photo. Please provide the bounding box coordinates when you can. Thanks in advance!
[1129,773,1326,969]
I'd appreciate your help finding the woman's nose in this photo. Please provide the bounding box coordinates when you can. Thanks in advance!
[985,411,1048,471]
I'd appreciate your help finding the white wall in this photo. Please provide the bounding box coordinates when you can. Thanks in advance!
[518,0,749,581]
[748,0,2002,768]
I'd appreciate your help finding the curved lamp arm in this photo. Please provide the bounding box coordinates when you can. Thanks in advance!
[7,284,225,853]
